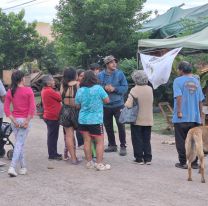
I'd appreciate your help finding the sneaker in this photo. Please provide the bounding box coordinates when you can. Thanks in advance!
[104,146,117,153]
[19,168,27,175]
[63,152,69,161]
[63,156,69,161]
[49,154,63,161]
[146,161,152,165]
[119,147,127,156]
[133,158,144,165]
[96,163,111,171]
[86,160,95,169]
[8,167,18,177]
[175,163,188,169]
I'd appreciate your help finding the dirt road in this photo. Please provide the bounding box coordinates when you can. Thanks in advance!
[0,117,208,206]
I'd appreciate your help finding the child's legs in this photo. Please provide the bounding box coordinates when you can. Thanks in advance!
[82,132,92,161]
[11,119,29,169]
[94,136,104,164]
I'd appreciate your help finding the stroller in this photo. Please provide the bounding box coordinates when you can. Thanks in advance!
[0,122,14,160]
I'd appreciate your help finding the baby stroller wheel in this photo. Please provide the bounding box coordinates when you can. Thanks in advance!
[0,148,6,158]
[7,149,13,160]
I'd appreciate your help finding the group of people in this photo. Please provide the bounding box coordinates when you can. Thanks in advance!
[0,54,204,177]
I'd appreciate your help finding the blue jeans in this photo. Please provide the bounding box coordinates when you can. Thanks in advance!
[11,118,30,169]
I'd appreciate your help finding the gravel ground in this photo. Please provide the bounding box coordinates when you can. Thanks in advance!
[0,117,208,206]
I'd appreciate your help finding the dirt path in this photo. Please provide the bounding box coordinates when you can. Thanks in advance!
[0,117,208,206]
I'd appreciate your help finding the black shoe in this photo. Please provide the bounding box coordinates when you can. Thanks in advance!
[104,146,117,153]
[134,159,144,165]
[119,147,127,156]
[49,154,63,160]
[191,163,199,169]
[56,153,62,157]
[175,163,188,169]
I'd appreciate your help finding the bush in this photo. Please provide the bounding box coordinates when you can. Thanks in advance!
[119,57,138,84]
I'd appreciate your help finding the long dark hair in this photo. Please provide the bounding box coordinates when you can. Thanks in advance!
[62,67,77,92]
[77,69,85,77]
[81,70,98,87]
[11,70,24,97]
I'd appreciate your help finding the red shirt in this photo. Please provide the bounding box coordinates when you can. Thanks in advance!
[41,87,62,120]
[4,87,36,118]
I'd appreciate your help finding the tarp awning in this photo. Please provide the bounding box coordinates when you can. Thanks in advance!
[139,4,208,38]
[138,26,208,51]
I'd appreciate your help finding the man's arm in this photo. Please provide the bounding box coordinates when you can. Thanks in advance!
[199,101,203,119]
[176,96,182,118]
[173,79,182,118]
[51,89,62,102]
[111,72,128,95]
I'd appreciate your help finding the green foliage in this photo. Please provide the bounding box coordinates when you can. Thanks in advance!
[200,73,208,89]
[0,9,46,70]
[53,0,150,67]
[39,43,62,74]
[119,57,137,83]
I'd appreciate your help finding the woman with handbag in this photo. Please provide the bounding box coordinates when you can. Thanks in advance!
[125,70,153,165]
[59,68,81,165]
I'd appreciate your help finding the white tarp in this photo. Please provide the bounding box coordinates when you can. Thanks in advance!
[140,48,182,89]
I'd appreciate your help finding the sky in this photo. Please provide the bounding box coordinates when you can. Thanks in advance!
[0,0,207,23]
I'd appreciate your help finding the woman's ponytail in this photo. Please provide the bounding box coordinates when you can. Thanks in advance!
[10,70,24,97]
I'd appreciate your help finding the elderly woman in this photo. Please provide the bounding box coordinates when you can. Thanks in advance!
[41,75,62,160]
[125,70,153,165]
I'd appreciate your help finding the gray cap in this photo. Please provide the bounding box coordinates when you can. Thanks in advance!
[103,55,118,65]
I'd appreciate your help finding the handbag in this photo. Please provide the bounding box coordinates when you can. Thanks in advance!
[119,93,139,124]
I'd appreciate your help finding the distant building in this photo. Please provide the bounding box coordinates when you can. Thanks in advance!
[36,22,54,41]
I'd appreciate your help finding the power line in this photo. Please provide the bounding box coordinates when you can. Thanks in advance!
[5,0,51,10]
[2,0,39,11]
[8,0,20,3]
[21,0,51,8]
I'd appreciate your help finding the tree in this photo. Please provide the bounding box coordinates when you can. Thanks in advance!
[53,0,150,66]
[39,42,61,75]
[0,9,46,71]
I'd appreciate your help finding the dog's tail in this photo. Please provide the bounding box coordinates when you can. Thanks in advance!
[185,132,197,164]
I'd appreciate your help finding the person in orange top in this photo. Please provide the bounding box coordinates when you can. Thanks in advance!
[41,75,62,160]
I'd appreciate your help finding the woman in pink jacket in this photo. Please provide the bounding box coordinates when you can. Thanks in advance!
[4,70,36,177]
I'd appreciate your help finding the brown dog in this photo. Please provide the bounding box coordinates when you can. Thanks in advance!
[185,126,208,183]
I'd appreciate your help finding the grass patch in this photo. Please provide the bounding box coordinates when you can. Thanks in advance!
[152,113,173,135]
[115,113,173,136]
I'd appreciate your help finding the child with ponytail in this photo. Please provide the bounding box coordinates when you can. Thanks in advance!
[4,70,36,177]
